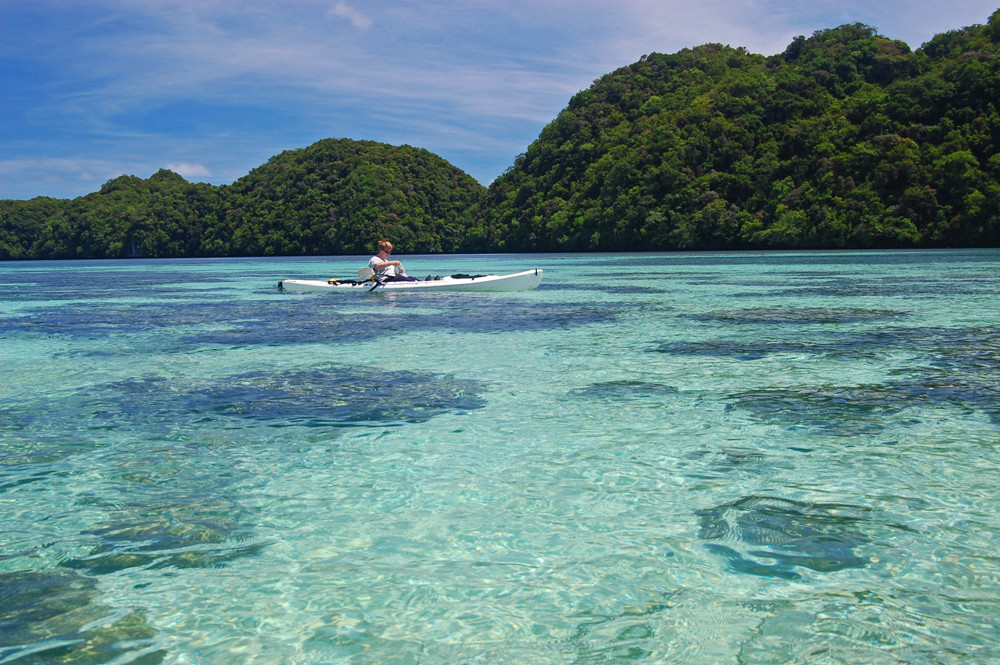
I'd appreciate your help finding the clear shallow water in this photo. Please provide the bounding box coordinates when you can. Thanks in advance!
[1,250,998,664]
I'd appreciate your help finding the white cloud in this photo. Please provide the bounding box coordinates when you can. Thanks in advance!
[167,162,213,179]
[329,1,373,29]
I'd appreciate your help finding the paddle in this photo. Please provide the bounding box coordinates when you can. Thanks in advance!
[356,267,386,291]
[358,266,385,293]
[360,264,409,290]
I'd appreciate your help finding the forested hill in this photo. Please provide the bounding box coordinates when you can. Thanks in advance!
[3,13,1000,260]
[0,139,485,259]
[222,140,484,255]
[469,14,1000,251]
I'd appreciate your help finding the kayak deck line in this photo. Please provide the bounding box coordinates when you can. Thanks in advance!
[279,268,543,293]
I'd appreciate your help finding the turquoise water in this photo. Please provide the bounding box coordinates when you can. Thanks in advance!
[1,250,998,664]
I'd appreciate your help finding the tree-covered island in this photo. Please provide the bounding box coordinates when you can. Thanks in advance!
[2,12,998,259]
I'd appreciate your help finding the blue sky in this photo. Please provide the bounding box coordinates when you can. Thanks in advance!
[1,1,997,200]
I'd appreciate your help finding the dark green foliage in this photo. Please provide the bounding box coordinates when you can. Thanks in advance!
[219,139,484,255]
[0,171,223,260]
[470,13,1000,251]
[3,12,1000,259]
[0,139,484,259]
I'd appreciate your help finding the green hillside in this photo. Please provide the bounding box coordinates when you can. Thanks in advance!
[469,15,1000,251]
[0,170,223,260]
[221,139,484,256]
[0,139,485,259]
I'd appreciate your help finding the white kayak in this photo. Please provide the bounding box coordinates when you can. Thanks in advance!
[279,269,543,293]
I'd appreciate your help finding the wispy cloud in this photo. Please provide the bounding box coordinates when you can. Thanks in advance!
[328,1,373,29]
[0,156,119,197]
[166,162,213,179]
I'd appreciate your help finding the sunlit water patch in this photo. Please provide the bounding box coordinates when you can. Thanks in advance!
[1,251,998,664]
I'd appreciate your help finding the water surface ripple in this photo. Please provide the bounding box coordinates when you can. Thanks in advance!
[1,251,998,664]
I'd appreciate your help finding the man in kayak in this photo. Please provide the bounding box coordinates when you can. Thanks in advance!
[368,240,417,282]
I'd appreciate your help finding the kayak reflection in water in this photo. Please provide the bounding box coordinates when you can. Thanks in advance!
[368,240,418,282]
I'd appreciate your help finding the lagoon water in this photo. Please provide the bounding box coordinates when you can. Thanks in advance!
[1,250,998,664]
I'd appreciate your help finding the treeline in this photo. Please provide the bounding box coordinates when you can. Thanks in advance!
[3,12,1000,259]
[470,13,1000,251]
[0,140,485,259]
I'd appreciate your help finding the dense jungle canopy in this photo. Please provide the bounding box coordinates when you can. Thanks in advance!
[0,141,483,259]
[471,15,1000,251]
[2,11,999,259]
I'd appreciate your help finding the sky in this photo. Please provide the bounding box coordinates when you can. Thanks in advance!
[1,1,997,200]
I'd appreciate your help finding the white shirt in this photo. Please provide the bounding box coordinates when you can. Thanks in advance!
[369,255,396,278]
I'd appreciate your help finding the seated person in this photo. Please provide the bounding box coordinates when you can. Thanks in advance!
[368,240,417,281]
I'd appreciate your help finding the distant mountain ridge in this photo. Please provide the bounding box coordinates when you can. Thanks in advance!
[3,11,998,259]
